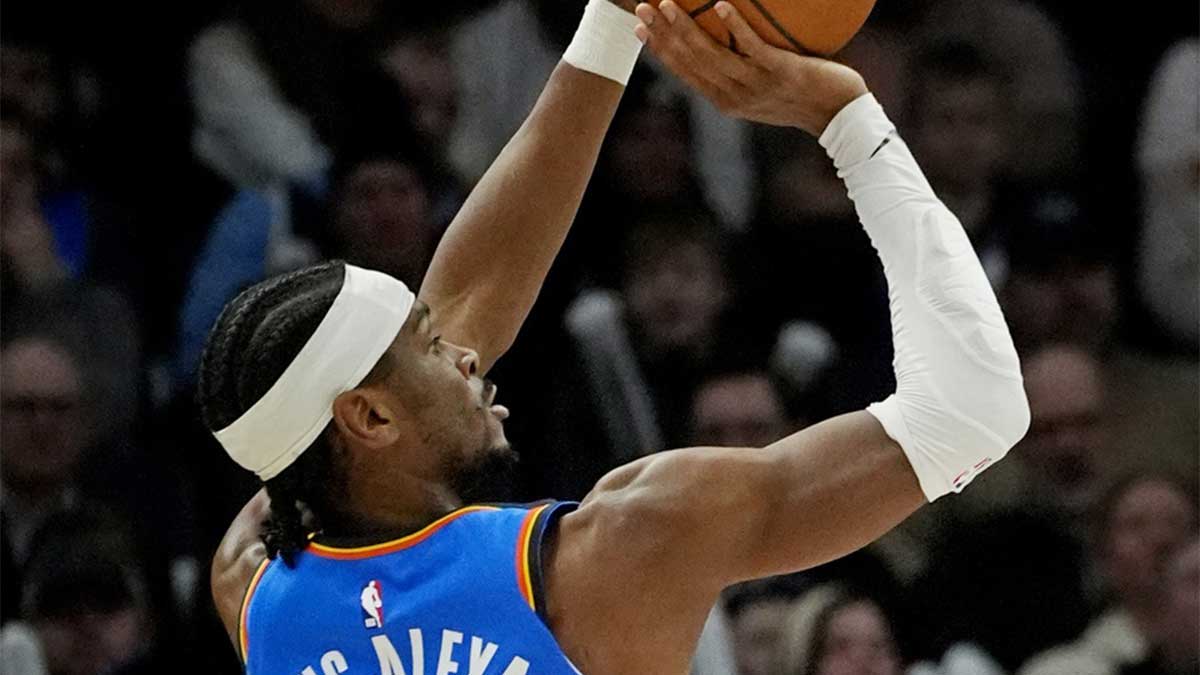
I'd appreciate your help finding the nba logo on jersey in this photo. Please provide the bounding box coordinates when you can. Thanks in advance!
[360,580,383,629]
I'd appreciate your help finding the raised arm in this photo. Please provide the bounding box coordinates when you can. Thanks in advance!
[547,6,1029,659]
[418,0,641,373]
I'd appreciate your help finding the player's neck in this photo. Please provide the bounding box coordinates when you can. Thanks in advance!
[330,471,463,540]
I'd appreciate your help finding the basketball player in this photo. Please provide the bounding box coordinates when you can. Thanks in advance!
[204,1,1031,673]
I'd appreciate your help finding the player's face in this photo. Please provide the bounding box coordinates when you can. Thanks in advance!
[386,301,513,492]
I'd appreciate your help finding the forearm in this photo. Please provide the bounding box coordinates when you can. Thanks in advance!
[821,94,1030,500]
[420,63,624,371]
[718,94,1031,579]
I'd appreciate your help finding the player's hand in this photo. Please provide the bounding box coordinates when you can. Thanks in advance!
[608,0,639,13]
[633,1,868,136]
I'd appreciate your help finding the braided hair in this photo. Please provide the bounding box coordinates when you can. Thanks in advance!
[197,260,393,565]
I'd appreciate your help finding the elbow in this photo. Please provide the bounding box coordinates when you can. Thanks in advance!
[983,377,1031,455]
[1000,383,1032,450]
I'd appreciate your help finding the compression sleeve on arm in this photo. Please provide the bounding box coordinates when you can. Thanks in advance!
[819,94,1031,502]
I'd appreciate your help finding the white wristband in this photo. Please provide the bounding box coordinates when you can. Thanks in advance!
[563,0,643,85]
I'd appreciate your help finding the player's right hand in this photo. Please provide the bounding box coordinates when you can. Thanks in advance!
[633,0,868,136]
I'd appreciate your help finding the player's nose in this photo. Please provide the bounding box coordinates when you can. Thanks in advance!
[445,341,479,379]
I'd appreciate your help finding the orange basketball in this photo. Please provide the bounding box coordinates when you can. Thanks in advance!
[660,0,876,56]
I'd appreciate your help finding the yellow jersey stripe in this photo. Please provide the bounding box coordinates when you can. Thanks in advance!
[238,557,271,664]
[516,504,549,610]
[308,506,500,560]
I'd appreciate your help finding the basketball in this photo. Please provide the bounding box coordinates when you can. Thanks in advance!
[658,0,877,55]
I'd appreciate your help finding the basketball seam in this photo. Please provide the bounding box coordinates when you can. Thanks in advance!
[688,0,720,18]
[740,0,807,53]
[687,0,736,50]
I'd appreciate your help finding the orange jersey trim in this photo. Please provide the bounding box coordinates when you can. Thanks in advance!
[307,506,500,560]
[238,557,271,664]
[515,504,550,610]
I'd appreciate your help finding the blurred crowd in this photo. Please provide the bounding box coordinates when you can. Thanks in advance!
[0,0,1197,673]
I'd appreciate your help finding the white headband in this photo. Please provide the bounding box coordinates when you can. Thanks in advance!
[214,264,415,480]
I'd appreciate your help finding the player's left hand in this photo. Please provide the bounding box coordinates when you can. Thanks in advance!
[633,1,867,136]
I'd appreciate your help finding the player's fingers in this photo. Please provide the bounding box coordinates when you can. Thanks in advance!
[637,20,743,113]
[636,4,740,96]
[713,1,778,67]
[656,1,760,86]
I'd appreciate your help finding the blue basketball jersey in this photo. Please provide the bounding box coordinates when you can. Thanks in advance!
[239,502,580,675]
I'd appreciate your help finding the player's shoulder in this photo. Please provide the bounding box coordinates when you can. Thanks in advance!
[540,451,740,673]
[212,491,271,647]
[553,449,723,567]
[550,446,777,585]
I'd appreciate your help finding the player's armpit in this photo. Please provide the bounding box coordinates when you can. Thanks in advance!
[561,411,923,592]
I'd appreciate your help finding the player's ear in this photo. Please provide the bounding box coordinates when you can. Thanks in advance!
[332,388,402,449]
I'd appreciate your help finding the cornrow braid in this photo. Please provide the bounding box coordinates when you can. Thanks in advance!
[197,260,385,565]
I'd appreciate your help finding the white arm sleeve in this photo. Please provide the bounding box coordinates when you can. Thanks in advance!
[819,94,1031,502]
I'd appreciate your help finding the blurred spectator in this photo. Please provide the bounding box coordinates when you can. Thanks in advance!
[3,289,142,446]
[598,74,706,210]
[0,39,66,141]
[173,137,442,387]
[912,509,1090,673]
[187,0,413,272]
[2,302,190,634]
[753,126,856,231]
[1,116,70,297]
[905,40,1010,284]
[380,29,470,226]
[1011,343,1109,518]
[0,111,144,430]
[2,508,161,675]
[0,22,104,189]
[449,0,754,227]
[912,342,1112,525]
[2,19,175,334]
[835,7,920,127]
[1131,537,1199,675]
[777,584,906,675]
[321,140,445,289]
[726,551,907,675]
[1,336,91,576]
[529,207,755,498]
[746,127,892,413]
[877,341,1117,587]
[0,111,135,304]
[1135,39,1199,352]
[1020,473,1197,675]
[727,576,812,675]
[382,31,459,155]
[620,209,734,376]
[691,370,797,448]
[1000,191,1119,353]
[915,0,1083,182]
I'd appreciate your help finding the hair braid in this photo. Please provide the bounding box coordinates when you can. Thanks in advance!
[197,261,350,565]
